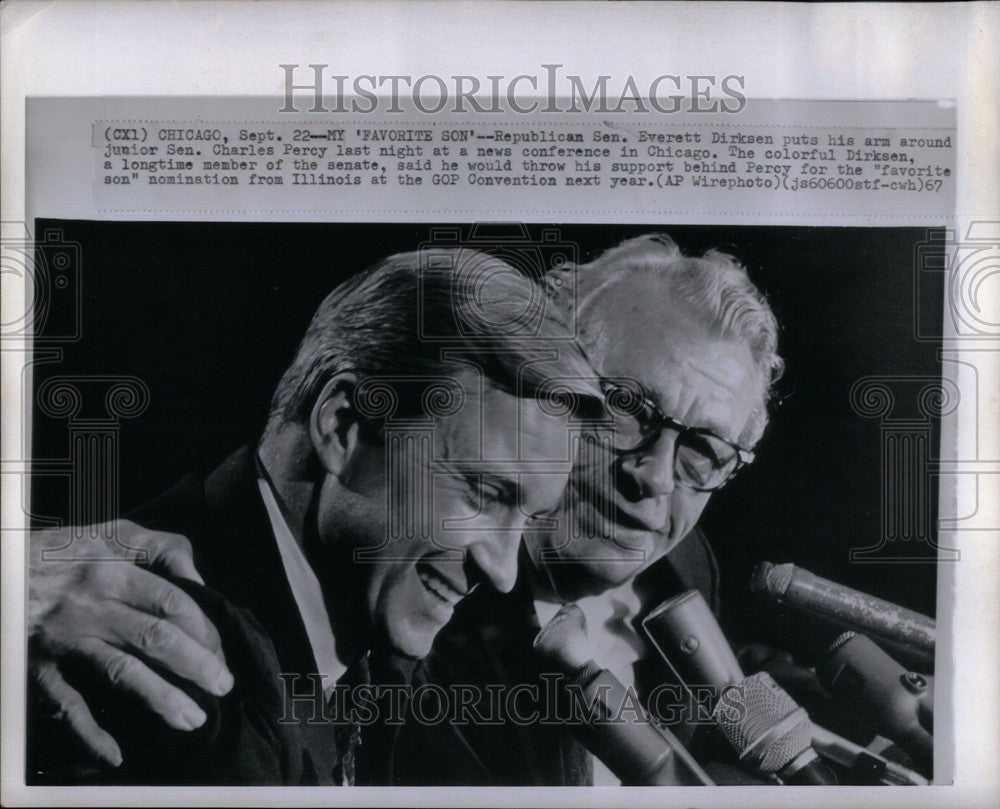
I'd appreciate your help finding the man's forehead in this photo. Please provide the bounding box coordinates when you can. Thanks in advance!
[587,294,762,441]
[681,350,754,389]
[433,385,576,465]
[655,347,762,442]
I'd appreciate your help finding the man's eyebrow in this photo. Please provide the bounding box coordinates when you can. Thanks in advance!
[643,383,738,444]
[437,464,517,494]
[433,463,559,506]
[477,470,567,515]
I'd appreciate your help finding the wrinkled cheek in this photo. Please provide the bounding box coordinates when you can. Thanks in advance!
[571,434,618,485]
[569,458,618,503]
[670,490,712,541]
[431,489,480,556]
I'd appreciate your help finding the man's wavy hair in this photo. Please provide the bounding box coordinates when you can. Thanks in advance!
[543,233,783,445]
[266,247,600,438]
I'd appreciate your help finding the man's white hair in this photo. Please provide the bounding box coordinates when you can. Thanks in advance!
[544,233,783,445]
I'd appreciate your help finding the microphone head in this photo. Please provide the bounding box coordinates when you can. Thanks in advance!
[533,604,594,673]
[751,561,795,599]
[712,671,813,774]
[825,631,858,656]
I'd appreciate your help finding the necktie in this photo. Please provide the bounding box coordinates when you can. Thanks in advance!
[332,652,370,786]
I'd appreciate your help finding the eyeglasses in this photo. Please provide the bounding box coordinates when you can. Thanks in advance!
[599,380,756,492]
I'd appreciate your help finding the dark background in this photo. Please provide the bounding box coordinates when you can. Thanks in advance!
[29,220,943,647]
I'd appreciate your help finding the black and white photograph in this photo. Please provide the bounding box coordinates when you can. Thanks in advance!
[23,221,943,788]
[2,3,997,807]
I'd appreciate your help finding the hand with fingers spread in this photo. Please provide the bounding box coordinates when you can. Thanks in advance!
[28,520,233,768]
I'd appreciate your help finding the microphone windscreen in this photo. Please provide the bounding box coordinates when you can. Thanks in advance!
[533,603,594,673]
[751,561,794,599]
[712,671,812,774]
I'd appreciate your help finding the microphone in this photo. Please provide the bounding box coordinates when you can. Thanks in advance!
[642,589,744,702]
[534,604,714,785]
[713,671,836,784]
[818,632,933,768]
[752,562,935,659]
[642,590,836,785]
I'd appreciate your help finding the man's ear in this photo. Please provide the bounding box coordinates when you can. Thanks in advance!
[309,373,362,476]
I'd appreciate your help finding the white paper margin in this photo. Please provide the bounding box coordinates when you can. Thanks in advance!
[2,2,998,807]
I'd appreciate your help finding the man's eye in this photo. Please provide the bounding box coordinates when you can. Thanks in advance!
[678,450,714,481]
[525,508,558,527]
[684,435,726,468]
[464,481,506,512]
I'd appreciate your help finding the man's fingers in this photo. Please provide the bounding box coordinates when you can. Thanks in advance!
[124,524,203,585]
[75,637,210,732]
[33,660,123,768]
[115,565,226,659]
[103,600,233,697]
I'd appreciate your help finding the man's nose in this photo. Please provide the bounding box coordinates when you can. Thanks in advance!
[619,430,677,499]
[467,528,522,593]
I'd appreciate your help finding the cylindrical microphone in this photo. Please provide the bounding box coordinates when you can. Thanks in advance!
[642,590,836,785]
[818,632,933,768]
[534,604,714,786]
[752,562,935,658]
[642,590,744,703]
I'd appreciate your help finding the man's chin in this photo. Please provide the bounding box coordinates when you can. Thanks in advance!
[547,558,642,600]
[385,617,442,660]
[389,635,434,661]
[544,540,650,597]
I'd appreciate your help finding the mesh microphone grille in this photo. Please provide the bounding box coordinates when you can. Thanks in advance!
[750,561,794,598]
[712,672,813,773]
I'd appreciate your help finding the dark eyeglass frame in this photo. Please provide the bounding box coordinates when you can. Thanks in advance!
[599,379,757,492]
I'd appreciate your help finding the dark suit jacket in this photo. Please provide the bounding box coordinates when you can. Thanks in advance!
[375,529,722,786]
[28,446,344,785]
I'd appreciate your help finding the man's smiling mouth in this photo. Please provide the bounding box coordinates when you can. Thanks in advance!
[416,559,466,607]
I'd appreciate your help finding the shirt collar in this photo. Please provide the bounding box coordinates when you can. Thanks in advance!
[255,468,347,697]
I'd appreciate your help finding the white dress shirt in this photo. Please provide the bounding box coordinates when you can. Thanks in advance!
[257,475,346,699]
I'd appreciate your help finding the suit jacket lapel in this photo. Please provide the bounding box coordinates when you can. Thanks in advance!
[204,447,351,783]
[197,446,319,681]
